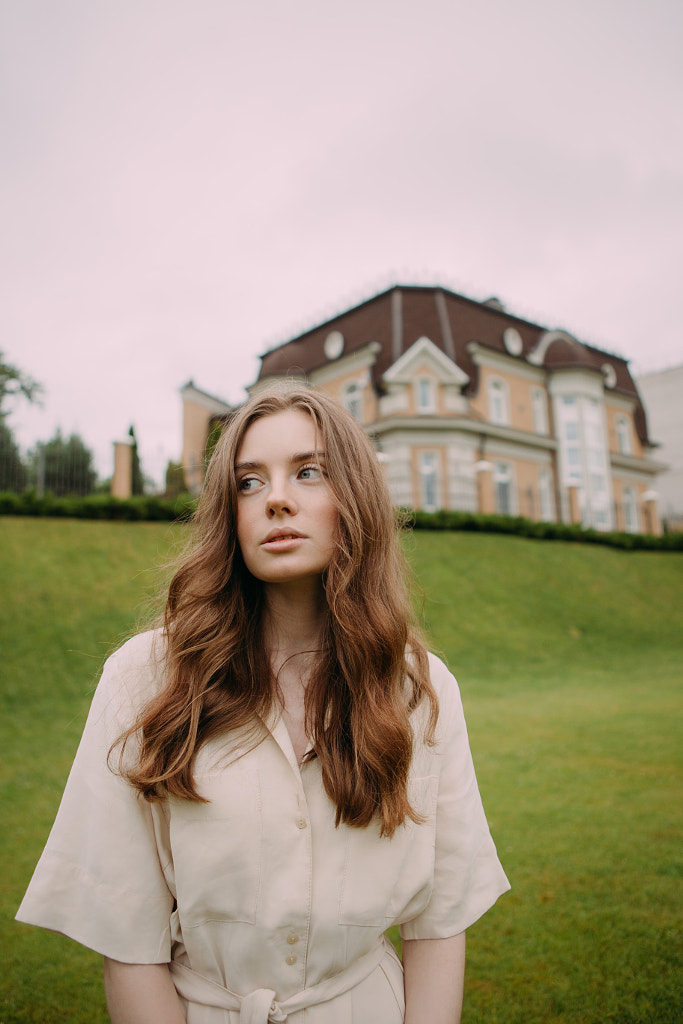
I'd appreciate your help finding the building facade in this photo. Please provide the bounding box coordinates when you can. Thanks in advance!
[181,380,233,495]
[250,286,663,534]
[636,365,683,531]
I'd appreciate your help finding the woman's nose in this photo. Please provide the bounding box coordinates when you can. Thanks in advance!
[266,477,297,517]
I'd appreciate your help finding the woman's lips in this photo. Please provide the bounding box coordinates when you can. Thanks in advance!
[261,531,305,550]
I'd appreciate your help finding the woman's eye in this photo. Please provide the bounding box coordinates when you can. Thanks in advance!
[238,476,260,492]
[299,464,322,480]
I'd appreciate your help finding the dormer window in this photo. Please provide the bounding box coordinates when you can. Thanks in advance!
[488,378,509,426]
[416,376,436,414]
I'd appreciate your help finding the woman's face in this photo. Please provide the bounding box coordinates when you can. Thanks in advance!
[234,409,339,586]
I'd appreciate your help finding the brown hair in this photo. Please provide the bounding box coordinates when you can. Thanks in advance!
[117,382,437,836]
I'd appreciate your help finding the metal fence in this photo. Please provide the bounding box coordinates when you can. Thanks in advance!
[0,437,98,497]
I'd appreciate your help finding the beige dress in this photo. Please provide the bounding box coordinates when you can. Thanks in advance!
[17,631,510,1023]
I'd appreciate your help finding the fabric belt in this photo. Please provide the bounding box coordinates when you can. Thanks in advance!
[169,938,394,1023]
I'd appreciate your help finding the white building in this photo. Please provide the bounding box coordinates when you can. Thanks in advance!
[636,365,683,530]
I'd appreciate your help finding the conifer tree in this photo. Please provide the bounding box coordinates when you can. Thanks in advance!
[128,425,144,495]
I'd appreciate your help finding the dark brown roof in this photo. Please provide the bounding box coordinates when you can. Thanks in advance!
[256,285,652,445]
[258,286,542,386]
[543,337,595,369]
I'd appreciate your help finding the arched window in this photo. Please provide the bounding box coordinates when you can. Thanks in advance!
[488,378,509,426]
[494,461,513,514]
[616,415,632,455]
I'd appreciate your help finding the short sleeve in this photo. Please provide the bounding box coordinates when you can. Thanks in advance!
[16,631,175,963]
[400,655,510,940]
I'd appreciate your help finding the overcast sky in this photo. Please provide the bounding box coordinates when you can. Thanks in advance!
[2,0,681,485]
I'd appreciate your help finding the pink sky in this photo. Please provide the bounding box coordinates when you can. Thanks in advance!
[2,0,681,484]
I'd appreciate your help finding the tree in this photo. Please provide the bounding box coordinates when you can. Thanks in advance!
[0,351,43,415]
[0,352,43,492]
[164,460,187,499]
[0,419,27,491]
[29,430,97,497]
[128,425,144,496]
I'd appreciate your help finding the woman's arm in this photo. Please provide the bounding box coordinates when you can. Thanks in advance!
[103,958,186,1024]
[402,932,466,1024]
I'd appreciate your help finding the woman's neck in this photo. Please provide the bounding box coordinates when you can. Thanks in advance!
[262,582,326,760]
[262,578,327,664]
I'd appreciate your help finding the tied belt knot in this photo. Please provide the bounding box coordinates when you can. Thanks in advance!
[170,939,395,1023]
[239,989,287,1024]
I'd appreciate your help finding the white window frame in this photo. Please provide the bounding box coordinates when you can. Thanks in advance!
[622,486,639,532]
[488,377,509,426]
[616,415,632,455]
[538,467,554,521]
[583,398,611,528]
[532,387,548,435]
[418,451,440,512]
[415,376,436,414]
[494,461,514,515]
[559,396,582,484]
[556,394,612,530]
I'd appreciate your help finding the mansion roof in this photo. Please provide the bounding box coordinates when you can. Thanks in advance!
[257,285,651,444]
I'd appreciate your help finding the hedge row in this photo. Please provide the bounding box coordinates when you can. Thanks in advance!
[2,491,681,551]
[407,509,683,551]
[0,490,197,522]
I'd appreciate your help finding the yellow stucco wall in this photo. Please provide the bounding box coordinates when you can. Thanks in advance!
[316,368,378,424]
[469,366,548,433]
[605,402,643,458]
[514,459,542,518]
[182,399,213,492]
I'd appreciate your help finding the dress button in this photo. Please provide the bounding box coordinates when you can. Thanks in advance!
[295,816,307,829]
[287,932,299,945]
[286,954,298,966]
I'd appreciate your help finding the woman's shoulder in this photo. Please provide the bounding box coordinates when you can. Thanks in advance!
[426,651,457,688]
[94,628,167,724]
[425,651,467,739]
[426,651,461,706]
[105,628,165,672]
[407,649,462,747]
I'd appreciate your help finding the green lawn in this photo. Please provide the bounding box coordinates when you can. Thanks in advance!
[1,519,681,1023]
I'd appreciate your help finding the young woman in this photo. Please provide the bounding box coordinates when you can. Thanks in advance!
[17,383,509,1023]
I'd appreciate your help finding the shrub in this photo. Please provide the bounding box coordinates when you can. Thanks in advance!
[2,493,681,551]
[0,491,197,522]
[404,508,683,551]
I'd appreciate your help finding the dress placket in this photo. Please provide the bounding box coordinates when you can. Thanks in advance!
[267,716,314,993]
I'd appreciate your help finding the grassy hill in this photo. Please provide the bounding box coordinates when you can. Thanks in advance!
[1,519,681,1023]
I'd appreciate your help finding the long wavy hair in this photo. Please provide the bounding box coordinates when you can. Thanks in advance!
[117,381,438,836]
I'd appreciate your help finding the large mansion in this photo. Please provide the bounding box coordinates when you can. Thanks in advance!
[181,285,665,534]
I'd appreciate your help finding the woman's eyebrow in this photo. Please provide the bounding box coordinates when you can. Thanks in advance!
[234,451,326,473]
[291,450,326,464]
